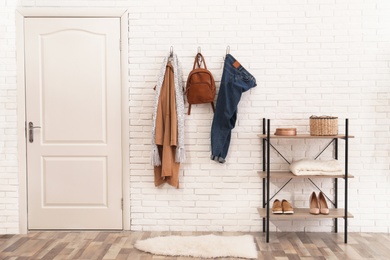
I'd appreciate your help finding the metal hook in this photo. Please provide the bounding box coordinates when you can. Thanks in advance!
[197,46,203,67]
[223,45,230,61]
[170,46,173,57]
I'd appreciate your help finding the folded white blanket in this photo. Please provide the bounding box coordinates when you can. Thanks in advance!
[289,159,343,176]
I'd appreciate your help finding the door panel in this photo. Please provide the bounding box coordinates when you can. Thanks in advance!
[25,18,122,229]
[42,157,107,206]
[41,29,106,143]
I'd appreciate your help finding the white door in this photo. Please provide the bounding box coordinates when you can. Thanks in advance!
[25,18,123,229]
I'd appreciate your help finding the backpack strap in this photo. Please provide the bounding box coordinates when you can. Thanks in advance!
[192,54,199,69]
[198,53,207,69]
[192,53,207,69]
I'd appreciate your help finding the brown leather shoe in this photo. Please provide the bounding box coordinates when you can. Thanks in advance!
[272,199,283,214]
[281,199,294,214]
[309,191,320,215]
[318,191,329,215]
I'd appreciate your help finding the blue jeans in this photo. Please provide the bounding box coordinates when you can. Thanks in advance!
[210,54,257,163]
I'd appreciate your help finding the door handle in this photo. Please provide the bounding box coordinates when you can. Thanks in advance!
[28,122,41,143]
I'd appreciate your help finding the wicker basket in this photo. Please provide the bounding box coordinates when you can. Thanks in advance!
[310,116,338,136]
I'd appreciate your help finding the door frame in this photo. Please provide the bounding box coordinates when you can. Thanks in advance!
[16,8,129,233]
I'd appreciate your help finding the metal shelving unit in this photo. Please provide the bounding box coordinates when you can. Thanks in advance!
[259,118,354,243]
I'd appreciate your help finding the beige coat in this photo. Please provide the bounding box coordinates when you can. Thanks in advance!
[154,62,180,188]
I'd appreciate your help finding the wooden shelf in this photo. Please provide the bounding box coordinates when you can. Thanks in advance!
[258,134,354,139]
[260,119,352,243]
[258,208,354,219]
[258,171,354,179]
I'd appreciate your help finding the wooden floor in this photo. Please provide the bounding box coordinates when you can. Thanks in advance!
[0,231,389,260]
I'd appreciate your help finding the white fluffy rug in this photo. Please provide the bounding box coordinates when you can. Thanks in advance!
[134,234,258,259]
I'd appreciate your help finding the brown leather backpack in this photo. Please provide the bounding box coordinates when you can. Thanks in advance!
[185,53,216,115]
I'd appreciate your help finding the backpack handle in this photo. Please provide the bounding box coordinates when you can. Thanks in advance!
[192,53,207,70]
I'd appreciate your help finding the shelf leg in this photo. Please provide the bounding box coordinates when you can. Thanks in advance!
[262,183,265,233]
[335,138,338,233]
[266,119,270,243]
[344,118,349,243]
[335,178,338,233]
[262,176,266,233]
[262,118,266,233]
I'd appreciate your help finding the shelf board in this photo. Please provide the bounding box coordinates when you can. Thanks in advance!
[258,208,354,219]
[258,134,354,139]
[258,171,354,179]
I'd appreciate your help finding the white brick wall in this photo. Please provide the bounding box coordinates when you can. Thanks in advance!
[0,0,18,234]
[0,0,389,234]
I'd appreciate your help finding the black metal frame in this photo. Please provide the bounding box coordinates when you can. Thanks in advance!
[261,118,350,243]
